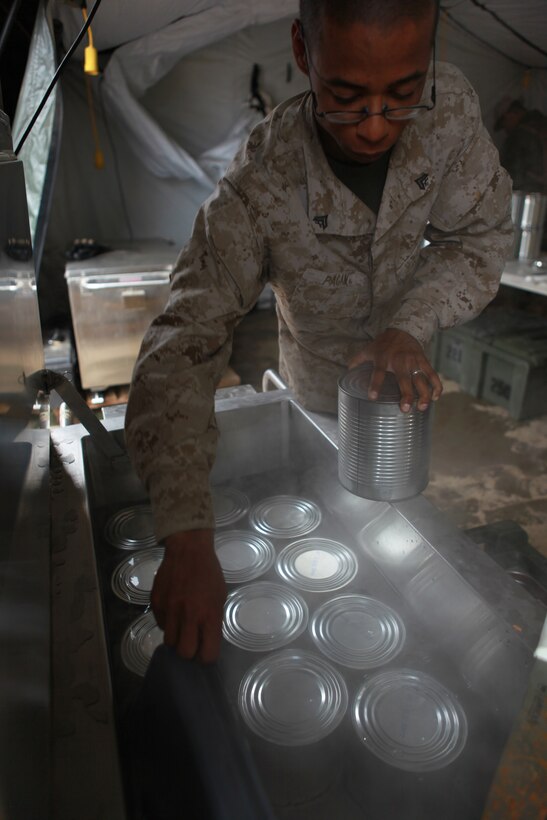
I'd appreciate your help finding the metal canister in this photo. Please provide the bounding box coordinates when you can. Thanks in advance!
[517,193,547,261]
[338,363,433,501]
[510,192,525,259]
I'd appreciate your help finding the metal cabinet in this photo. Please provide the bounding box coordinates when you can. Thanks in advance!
[65,239,178,391]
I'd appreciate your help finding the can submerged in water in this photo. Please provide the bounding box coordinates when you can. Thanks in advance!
[338,363,433,501]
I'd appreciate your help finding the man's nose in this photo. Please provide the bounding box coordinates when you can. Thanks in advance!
[356,110,388,143]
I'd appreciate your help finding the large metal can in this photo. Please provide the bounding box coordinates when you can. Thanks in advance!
[338,363,433,501]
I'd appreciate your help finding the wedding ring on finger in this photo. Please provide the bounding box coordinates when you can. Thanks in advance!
[411,369,426,378]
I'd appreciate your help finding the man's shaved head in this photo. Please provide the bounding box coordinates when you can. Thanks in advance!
[299,0,439,47]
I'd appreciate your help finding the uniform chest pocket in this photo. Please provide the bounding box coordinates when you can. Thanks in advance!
[286,268,371,318]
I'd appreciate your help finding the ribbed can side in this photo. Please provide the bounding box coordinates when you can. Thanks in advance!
[338,388,432,501]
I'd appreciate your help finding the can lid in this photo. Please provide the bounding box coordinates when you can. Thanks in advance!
[223,582,308,652]
[121,611,163,676]
[250,495,322,539]
[310,595,406,668]
[339,363,415,403]
[111,546,164,605]
[239,649,348,745]
[215,530,275,583]
[276,538,358,593]
[104,506,157,550]
[212,486,250,528]
[352,669,468,771]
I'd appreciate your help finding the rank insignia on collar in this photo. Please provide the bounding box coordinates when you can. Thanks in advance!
[313,214,329,230]
[415,173,429,191]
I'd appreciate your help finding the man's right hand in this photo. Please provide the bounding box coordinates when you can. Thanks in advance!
[151,529,227,663]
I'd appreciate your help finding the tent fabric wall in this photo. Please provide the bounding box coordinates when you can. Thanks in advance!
[99,0,298,181]
[51,0,221,55]
[437,6,546,146]
[437,13,537,141]
[439,0,547,70]
[44,16,307,265]
[12,2,58,243]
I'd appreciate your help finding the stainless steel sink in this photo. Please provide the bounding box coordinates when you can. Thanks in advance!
[50,387,545,820]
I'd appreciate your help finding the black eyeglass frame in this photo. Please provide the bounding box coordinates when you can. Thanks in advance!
[300,24,437,124]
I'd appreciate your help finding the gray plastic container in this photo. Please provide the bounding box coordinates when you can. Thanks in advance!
[338,364,433,501]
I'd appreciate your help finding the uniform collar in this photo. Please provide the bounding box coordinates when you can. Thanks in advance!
[302,96,375,235]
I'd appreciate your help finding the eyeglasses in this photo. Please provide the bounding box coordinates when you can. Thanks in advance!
[302,29,436,124]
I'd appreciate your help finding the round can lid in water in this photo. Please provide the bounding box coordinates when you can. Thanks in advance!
[249,495,322,539]
[310,594,406,668]
[276,538,358,592]
[212,486,250,527]
[215,530,275,583]
[104,506,157,550]
[223,581,308,652]
[111,546,164,605]
[239,648,348,745]
[121,611,163,677]
[352,668,468,771]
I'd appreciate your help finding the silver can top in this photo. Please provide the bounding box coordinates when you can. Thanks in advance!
[352,668,468,771]
[239,649,348,746]
[339,363,412,404]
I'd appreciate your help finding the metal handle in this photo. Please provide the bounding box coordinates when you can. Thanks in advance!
[81,274,171,290]
[262,368,288,392]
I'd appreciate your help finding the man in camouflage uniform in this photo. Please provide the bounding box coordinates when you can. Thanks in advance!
[126,0,513,662]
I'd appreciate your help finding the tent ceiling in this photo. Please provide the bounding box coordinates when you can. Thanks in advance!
[51,0,220,52]
[51,0,298,55]
[51,0,547,71]
[440,0,547,69]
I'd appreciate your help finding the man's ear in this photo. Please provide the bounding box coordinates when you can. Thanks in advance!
[291,19,309,76]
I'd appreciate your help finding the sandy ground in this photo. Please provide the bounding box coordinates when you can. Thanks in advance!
[425,382,547,556]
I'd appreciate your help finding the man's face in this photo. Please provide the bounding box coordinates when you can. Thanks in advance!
[292,12,435,164]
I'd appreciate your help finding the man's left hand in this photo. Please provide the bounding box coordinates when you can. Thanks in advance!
[349,328,443,412]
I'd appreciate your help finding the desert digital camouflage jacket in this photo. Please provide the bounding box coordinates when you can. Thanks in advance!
[125,61,513,540]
